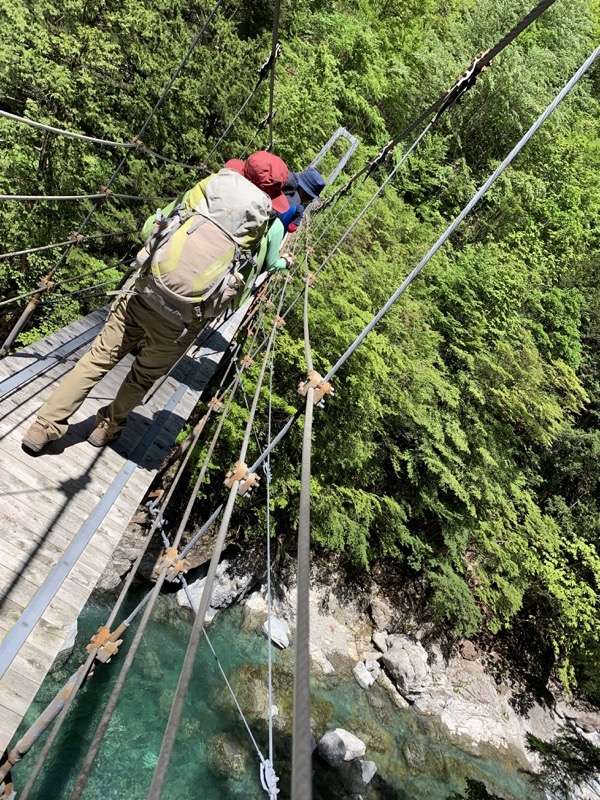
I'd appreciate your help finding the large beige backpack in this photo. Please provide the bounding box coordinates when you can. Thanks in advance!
[135,168,270,328]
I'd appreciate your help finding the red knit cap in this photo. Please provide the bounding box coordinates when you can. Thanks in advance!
[244,151,290,213]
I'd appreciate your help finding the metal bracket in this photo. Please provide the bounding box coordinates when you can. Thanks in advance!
[224,460,261,496]
[99,186,113,199]
[240,354,255,370]
[273,315,285,329]
[208,396,223,412]
[86,626,123,663]
[155,545,189,581]
[69,231,85,245]
[298,370,334,406]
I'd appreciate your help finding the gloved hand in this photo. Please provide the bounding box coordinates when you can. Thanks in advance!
[281,252,295,269]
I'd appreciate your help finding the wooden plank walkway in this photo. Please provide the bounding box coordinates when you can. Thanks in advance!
[0,305,243,751]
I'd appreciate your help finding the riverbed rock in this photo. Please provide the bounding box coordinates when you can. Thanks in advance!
[372,631,388,653]
[369,596,394,631]
[338,758,377,792]
[382,635,430,700]
[311,646,335,674]
[318,729,367,766]
[208,732,250,779]
[460,640,478,661]
[375,670,411,709]
[177,560,254,620]
[353,661,376,690]
[262,616,290,648]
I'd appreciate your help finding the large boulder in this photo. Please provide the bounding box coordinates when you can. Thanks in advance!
[382,635,430,700]
[262,616,290,649]
[177,560,254,620]
[339,759,377,792]
[318,729,366,767]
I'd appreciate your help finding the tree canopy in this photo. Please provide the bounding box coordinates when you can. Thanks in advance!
[1,0,599,700]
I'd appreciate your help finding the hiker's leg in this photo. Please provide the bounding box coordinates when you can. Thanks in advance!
[96,298,200,430]
[36,295,144,438]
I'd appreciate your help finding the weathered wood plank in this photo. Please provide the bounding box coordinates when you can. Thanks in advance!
[0,302,245,754]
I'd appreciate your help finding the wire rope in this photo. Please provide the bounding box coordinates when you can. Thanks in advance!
[321,0,558,210]
[267,0,282,150]
[0,229,136,264]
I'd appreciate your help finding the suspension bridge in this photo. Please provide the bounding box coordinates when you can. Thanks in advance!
[0,0,597,797]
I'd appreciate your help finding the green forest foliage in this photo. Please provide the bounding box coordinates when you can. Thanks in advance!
[1,0,599,697]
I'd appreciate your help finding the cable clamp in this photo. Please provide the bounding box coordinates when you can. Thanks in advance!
[273,315,285,329]
[224,460,261,496]
[257,109,277,133]
[69,231,85,245]
[368,139,395,173]
[298,370,334,406]
[435,49,491,121]
[258,43,282,81]
[260,758,280,797]
[130,136,143,149]
[307,273,318,286]
[99,186,113,199]
[155,545,189,581]
[38,276,55,292]
[208,396,224,412]
[264,298,274,310]
[86,626,123,663]
[240,354,255,370]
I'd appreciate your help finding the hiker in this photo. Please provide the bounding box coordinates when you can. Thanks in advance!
[22,151,290,453]
[283,166,326,232]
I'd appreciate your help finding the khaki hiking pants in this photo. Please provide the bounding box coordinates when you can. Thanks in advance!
[37,293,200,438]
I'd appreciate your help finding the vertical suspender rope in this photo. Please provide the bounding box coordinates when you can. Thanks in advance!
[267,0,282,151]
[291,265,317,800]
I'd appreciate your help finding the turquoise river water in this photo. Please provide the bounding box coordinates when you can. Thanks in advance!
[13,590,541,800]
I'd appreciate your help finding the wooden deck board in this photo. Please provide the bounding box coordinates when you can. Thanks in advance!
[0,302,246,752]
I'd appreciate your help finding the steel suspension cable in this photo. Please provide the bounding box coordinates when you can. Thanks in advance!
[0,191,167,202]
[322,45,600,383]
[267,0,282,151]
[291,255,317,800]
[263,348,277,795]
[0,228,136,265]
[0,109,199,169]
[321,0,558,210]
[247,44,600,490]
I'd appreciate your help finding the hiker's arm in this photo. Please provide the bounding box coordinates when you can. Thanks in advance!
[265,218,289,272]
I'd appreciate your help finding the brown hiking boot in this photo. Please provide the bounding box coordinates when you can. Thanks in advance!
[22,421,54,453]
[87,419,122,447]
